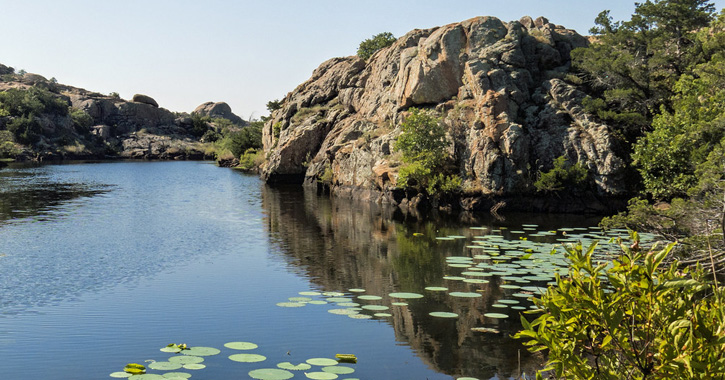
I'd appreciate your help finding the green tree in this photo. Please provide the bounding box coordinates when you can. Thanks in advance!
[572,0,716,139]
[516,232,725,379]
[357,32,396,60]
[266,99,282,113]
[633,13,725,200]
[394,108,459,194]
[534,155,589,193]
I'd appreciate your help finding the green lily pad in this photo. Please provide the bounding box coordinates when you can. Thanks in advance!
[322,366,355,374]
[391,302,408,306]
[348,288,366,293]
[169,356,203,365]
[229,353,267,363]
[309,300,328,305]
[276,302,306,308]
[430,311,459,318]
[374,313,392,317]
[328,308,358,315]
[162,373,191,379]
[277,362,312,371]
[288,297,312,302]
[361,305,389,311]
[160,346,182,353]
[181,346,220,356]
[337,302,360,307]
[348,313,372,319]
[449,292,482,298]
[248,368,295,380]
[128,375,165,379]
[224,341,259,350]
[110,372,132,378]
[306,358,339,366]
[322,292,345,297]
[389,292,424,299]
[299,291,321,296]
[305,372,338,379]
[457,377,480,380]
[326,297,350,303]
[425,286,448,291]
[148,361,182,371]
[462,279,489,284]
[182,363,205,370]
[484,312,509,319]
[443,276,466,281]
[357,295,382,300]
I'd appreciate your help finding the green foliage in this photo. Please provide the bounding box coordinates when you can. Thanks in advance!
[69,107,93,132]
[0,87,68,118]
[266,99,282,113]
[534,155,589,193]
[319,164,333,184]
[0,130,20,158]
[516,232,725,379]
[394,108,447,167]
[357,32,396,60]
[6,114,42,144]
[190,113,211,137]
[238,148,261,171]
[633,18,725,200]
[215,120,263,159]
[572,1,716,138]
[393,108,459,195]
[109,92,120,99]
[272,121,282,139]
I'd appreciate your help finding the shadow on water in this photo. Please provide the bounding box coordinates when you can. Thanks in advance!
[261,185,602,379]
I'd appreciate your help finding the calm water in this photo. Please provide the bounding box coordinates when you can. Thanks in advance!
[0,161,608,380]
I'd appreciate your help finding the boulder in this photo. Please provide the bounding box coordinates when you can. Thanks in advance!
[260,15,631,209]
[193,101,246,125]
[132,94,159,108]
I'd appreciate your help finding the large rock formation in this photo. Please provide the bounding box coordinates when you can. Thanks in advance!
[193,101,246,126]
[261,16,630,212]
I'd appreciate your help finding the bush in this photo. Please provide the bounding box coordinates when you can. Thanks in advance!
[357,32,396,60]
[534,155,589,192]
[70,107,93,132]
[238,148,262,171]
[394,108,459,194]
[6,114,42,145]
[190,113,211,137]
[214,121,263,159]
[515,232,725,379]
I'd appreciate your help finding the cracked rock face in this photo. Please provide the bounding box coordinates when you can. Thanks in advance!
[262,15,629,198]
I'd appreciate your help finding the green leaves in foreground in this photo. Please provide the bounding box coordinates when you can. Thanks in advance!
[515,231,725,379]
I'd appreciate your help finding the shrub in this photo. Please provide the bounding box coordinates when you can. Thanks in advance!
[534,155,589,192]
[238,148,262,171]
[6,114,42,145]
[357,32,396,60]
[190,113,211,137]
[515,232,725,379]
[70,107,93,132]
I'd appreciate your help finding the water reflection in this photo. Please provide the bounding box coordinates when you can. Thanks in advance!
[260,185,599,379]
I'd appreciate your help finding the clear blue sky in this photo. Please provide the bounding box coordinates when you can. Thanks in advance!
[2,1,723,120]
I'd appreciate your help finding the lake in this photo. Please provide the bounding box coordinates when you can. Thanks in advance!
[0,161,628,380]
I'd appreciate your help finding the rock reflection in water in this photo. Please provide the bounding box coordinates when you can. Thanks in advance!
[262,185,547,380]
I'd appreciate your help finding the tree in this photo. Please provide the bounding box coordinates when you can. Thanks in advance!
[266,99,282,113]
[394,108,460,194]
[572,0,716,140]
[357,32,396,60]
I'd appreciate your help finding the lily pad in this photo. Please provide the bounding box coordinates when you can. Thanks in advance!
[276,302,306,308]
[424,286,448,291]
[224,341,258,350]
[277,362,312,371]
[389,292,424,299]
[305,372,338,379]
[457,377,481,380]
[348,288,366,293]
[391,302,408,306]
[128,375,165,379]
[110,372,131,378]
[430,311,459,318]
[328,308,358,315]
[357,295,382,300]
[348,313,372,319]
[449,292,482,298]
[442,276,466,281]
[248,368,295,380]
[229,353,267,363]
[374,313,392,317]
[361,305,389,311]
[160,346,182,353]
[308,300,328,305]
[162,373,191,379]
[148,361,182,371]
[288,297,312,302]
[181,346,220,356]
[484,312,509,319]
[306,358,339,366]
[182,363,205,370]
[169,356,204,365]
[322,292,345,297]
[299,291,321,296]
[322,366,355,374]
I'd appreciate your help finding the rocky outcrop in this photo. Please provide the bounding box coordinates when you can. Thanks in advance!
[193,101,246,126]
[131,93,159,108]
[261,16,631,212]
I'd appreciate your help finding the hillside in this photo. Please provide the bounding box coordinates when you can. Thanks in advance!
[261,16,631,213]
